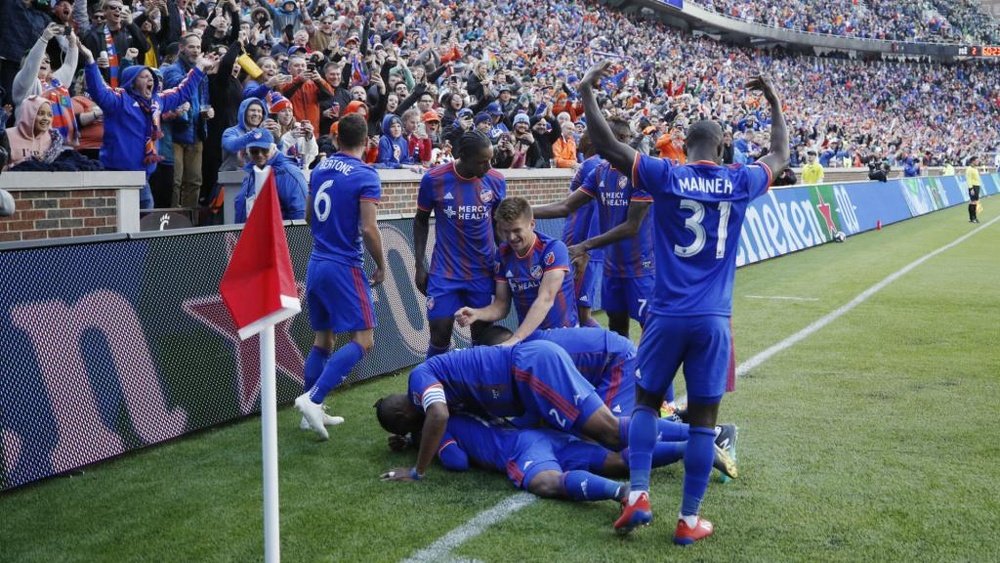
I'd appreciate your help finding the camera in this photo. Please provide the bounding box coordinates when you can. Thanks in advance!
[63,25,72,36]
[306,61,316,72]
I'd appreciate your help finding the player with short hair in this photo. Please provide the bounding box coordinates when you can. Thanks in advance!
[454,197,578,344]
[579,62,789,544]
[413,130,507,357]
[294,113,386,440]
[562,134,604,327]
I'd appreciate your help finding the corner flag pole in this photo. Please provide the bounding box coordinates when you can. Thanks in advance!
[260,325,280,563]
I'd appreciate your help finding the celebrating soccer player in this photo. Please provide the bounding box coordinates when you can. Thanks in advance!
[578,61,789,544]
[294,114,386,441]
[413,130,507,357]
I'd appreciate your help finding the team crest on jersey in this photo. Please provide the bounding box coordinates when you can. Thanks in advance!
[480,189,494,203]
[544,251,555,266]
[426,297,435,310]
[617,176,628,190]
[530,265,543,280]
[642,260,653,270]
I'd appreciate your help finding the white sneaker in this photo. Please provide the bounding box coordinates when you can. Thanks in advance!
[299,406,345,430]
[294,393,329,440]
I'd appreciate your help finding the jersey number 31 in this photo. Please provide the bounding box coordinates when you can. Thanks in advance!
[674,200,732,260]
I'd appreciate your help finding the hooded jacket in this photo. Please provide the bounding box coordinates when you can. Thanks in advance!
[4,97,64,169]
[84,62,206,175]
[161,56,211,145]
[234,151,307,223]
[376,114,411,168]
[220,97,267,172]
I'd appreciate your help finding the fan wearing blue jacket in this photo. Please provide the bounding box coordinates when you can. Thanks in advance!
[375,114,417,169]
[220,97,267,172]
[233,129,307,223]
[78,41,215,210]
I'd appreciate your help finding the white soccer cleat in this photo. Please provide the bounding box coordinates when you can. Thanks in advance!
[299,407,345,430]
[294,393,329,440]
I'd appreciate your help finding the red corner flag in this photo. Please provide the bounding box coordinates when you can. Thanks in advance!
[219,167,301,340]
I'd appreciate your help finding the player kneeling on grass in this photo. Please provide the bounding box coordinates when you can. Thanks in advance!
[294,113,386,440]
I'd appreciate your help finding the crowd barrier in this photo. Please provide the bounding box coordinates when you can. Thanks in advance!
[0,172,996,491]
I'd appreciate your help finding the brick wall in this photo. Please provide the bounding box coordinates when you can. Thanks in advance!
[0,190,118,243]
[376,171,575,216]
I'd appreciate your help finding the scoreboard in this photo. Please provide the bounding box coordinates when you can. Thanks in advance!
[956,45,1000,57]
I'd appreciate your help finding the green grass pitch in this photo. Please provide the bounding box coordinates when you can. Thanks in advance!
[2,204,998,562]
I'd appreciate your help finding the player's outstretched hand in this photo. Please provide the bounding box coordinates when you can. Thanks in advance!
[454,306,477,327]
[745,75,779,103]
[567,244,590,273]
[381,467,418,482]
[580,61,613,90]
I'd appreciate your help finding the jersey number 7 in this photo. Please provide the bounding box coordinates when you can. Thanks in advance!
[674,200,732,260]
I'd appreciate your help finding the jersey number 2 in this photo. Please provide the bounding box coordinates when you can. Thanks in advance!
[674,200,732,259]
[314,180,334,222]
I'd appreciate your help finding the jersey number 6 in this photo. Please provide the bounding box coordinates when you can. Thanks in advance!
[314,180,334,222]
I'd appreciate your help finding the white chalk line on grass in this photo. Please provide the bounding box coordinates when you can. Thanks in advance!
[402,216,997,562]
[745,295,820,302]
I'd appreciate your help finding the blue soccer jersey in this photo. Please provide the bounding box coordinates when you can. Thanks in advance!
[562,155,604,263]
[495,232,578,330]
[417,162,507,280]
[530,327,637,413]
[408,345,519,416]
[632,154,772,316]
[308,153,381,265]
[579,161,655,278]
[439,414,517,474]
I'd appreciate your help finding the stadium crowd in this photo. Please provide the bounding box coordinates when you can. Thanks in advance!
[699,0,1000,44]
[0,0,998,214]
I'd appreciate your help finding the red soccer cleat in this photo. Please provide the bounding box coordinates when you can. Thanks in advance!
[613,492,652,534]
[673,517,714,545]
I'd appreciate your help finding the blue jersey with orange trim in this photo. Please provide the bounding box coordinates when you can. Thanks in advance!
[309,153,381,265]
[530,327,635,392]
[417,162,507,280]
[561,155,604,263]
[494,232,578,330]
[408,345,520,416]
[579,161,654,278]
[632,154,772,316]
[439,414,517,473]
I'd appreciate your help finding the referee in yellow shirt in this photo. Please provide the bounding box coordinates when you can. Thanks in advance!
[966,155,982,224]
[801,150,824,184]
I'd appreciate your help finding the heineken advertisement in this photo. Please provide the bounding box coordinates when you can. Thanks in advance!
[0,173,996,491]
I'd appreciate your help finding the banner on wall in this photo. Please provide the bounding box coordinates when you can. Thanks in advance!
[0,174,995,491]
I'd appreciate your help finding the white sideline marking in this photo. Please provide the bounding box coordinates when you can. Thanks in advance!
[402,493,536,563]
[402,216,997,562]
[745,295,819,302]
[737,215,998,377]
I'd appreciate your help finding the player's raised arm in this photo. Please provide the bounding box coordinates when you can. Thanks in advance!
[532,188,592,220]
[579,61,637,176]
[747,75,790,179]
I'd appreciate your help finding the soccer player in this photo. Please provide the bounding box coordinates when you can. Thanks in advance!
[413,130,507,357]
[562,135,604,327]
[578,61,789,544]
[294,114,386,440]
[965,155,982,224]
[379,412,709,501]
[454,197,578,344]
[533,120,654,341]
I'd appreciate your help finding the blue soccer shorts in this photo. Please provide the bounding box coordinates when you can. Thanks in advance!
[306,259,376,333]
[636,313,733,405]
[594,351,636,416]
[601,275,654,324]
[425,274,494,321]
[506,428,571,489]
[574,258,603,309]
[511,340,606,433]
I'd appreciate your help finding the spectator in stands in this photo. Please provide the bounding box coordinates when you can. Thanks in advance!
[402,108,431,166]
[3,97,64,169]
[163,33,212,211]
[71,71,104,162]
[13,24,79,147]
[279,53,333,134]
[82,0,149,87]
[233,128,306,222]
[903,154,922,177]
[801,150,824,184]
[0,0,50,110]
[552,121,578,169]
[376,113,417,169]
[221,96,266,171]
[79,39,214,209]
